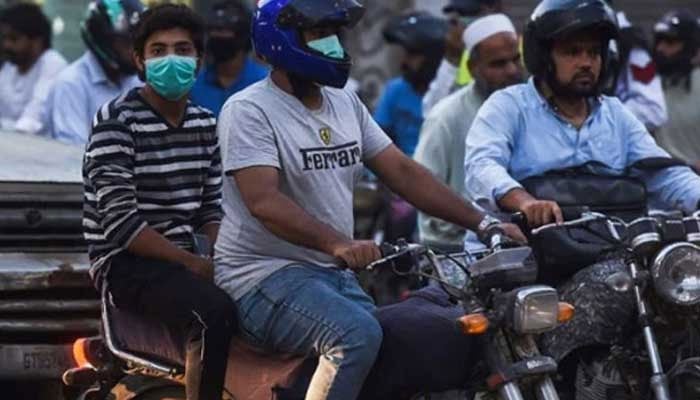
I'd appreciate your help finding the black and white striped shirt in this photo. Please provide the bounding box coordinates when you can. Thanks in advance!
[83,88,222,280]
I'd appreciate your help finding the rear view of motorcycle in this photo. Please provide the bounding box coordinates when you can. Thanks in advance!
[533,212,700,400]
[62,236,573,400]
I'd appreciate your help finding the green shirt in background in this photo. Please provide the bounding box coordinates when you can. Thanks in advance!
[456,51,473,86]
[655,68,700,164]
[413,83,485,249]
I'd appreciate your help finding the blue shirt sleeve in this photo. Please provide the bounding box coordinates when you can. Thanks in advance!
[464,90,523,211]
[47,77,91,145]
[621,102,700,213]
[373,79,400,135]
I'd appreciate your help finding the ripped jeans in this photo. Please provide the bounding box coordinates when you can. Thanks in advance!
[231,265,383,400]
[107,252,238,400]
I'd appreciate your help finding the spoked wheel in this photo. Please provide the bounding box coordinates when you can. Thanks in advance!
[575,354,632,400]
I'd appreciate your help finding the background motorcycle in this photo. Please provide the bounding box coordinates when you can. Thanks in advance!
[62,237,573,400]
[354,173,422,306]
[529,211,700,400]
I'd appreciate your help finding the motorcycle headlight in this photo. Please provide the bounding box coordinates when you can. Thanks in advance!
[512,286,559,334]
[652,243,700,306]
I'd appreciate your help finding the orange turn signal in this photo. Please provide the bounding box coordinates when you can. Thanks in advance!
[558,302,575,323]
[457,313,490,335]
[72,338,92,368]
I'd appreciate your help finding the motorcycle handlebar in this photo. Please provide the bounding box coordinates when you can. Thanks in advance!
[365,242,425,271]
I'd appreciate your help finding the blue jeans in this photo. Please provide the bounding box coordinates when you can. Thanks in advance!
[236,265,382,400]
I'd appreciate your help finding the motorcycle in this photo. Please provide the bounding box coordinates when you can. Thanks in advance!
[527,211,700,400]
[62,236,574,400]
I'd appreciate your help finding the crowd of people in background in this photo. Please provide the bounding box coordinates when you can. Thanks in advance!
[0,0,698,267]
[0,0,267,144]
[370,0,700,245]
[0,0,698,168]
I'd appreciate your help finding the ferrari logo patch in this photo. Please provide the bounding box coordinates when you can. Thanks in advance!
[319,127,332,146]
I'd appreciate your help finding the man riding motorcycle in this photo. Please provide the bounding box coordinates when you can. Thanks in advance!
[213,1,524,399]
[464,0,700,233]
[463,0,700,395]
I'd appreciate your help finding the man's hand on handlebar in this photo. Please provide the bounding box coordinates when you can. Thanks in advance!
[332,240,382,270]
[478,222,528,246]
[519,199,564,228]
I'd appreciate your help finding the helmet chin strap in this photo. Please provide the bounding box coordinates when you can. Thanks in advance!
[287,71,319,100]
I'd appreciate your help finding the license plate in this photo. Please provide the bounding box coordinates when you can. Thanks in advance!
[0,344,74,379]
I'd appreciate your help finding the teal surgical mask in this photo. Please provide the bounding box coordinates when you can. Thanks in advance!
[307,35,345,60]
[145,55,197,101]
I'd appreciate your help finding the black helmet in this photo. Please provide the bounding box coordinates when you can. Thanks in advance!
[653,10,699,79]
[82,0,144,74]
[383,12,447,56]
[653,10,699,48]
[206,0,253,63]
[523,0,618,79]
[443,0,498,16]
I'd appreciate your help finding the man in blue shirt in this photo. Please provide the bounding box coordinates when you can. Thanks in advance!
[374,12,447,156]
[189,0,267,116]
[45,0,144,145]
[464,0,700,237]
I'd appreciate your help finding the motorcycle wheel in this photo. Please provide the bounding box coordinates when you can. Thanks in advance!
[575,354,631,400]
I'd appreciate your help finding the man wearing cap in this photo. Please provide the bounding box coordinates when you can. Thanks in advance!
[190,0,267,116]
[414,13,524,251]
[422,0,503,114]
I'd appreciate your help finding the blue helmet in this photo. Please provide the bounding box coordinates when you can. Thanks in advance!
[253,0,365,88]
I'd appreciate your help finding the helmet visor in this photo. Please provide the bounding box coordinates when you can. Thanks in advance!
[277,0,365,30]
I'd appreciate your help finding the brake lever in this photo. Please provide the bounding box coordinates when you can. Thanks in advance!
[365,243,424,271]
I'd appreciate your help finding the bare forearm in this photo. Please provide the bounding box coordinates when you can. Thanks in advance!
[376,159,485,231]
[249,191,347,255]
[127,226,197,265]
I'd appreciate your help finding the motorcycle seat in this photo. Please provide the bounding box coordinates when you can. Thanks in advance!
[103,288,186,372]
[103,287,311,399]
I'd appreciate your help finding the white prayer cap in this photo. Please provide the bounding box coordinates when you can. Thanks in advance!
[463,13,517,57]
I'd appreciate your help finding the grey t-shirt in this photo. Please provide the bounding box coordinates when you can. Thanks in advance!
[214,77,392,300]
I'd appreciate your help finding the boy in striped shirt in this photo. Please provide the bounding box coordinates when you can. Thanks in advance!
[82,5,236,400]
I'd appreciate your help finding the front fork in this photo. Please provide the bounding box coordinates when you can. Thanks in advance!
[512,335,560,400]
[628,261,672,400]
[485,332,560,400]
